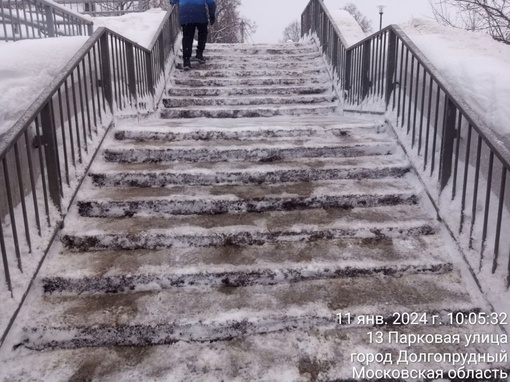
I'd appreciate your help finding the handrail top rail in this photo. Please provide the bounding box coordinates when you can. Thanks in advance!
[0,7,174,160]
[19,0,95,26]
[344,23,510,170]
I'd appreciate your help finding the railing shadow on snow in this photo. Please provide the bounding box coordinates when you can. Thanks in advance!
[302,0,510,291]
[0,5,180,347]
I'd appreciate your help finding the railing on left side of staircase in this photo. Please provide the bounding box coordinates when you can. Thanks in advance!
[0,0,94,42]
[0,5,180,347]
[302,0,510,289]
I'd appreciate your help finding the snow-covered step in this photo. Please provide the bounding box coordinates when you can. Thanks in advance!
[61,204,437,252]
[112,118,386,142]
[162,94,336,108]
[172,76,329,88]
[103,141,395,164]
[42,236,452,295]
[165,84,331,97]
[189,59,325,71]
[195,51,322,62]
[173,68,327,79]
[102,130,396,163]
[160,103,338,119]
[76,178,420,218]
[88,155,411,187]
[10,324,505,380]
[204,45,318,55]
[22,272,481,350]
[165,84,331,98]
[175,67,327,78]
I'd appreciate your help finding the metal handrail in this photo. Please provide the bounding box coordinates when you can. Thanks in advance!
[0,5,180,346]
[302,0,510,288]
[1,0,94,41]
[52,0,151,17]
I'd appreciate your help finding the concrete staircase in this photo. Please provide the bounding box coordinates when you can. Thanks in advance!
[2,42,507,381]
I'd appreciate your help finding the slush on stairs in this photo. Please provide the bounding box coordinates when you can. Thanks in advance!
[5,41,507,380]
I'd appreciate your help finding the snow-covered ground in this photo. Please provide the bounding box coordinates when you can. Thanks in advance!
[0,9,167,138]
[401,18,510,149]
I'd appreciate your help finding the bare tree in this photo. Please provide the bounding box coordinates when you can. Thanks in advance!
[208,0,257,43]
[280,20,301,42]
[342,3,373,34]
[429,0,510,44]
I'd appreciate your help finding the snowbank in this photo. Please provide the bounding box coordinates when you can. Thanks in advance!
[401,18,510,148]
[0,9,167,138]
[91,8,167,49]
[0,37,87,137]
[329,9,367,47]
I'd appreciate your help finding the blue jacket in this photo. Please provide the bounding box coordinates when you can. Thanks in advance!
[170,0,216,25]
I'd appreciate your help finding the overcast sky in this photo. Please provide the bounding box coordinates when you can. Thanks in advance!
[240,0,434,43]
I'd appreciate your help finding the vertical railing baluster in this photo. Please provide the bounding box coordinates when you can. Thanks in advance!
[452,113,463,200]
[100,33,114,114]
[439,96,457,191]
[470,136,483,248]
[460,124,473,234]
[41,100,62,213]
[430,88,442,176]
[34,117,50,226]
[0,218,12,295]
[24,130,41,235]
[57,88,70,186]
[492,169,507,273]
[14,142,31,252]
[2,158,22,272]
[480,151,494,266]
[406,56,414,134]
[385,30,396,107]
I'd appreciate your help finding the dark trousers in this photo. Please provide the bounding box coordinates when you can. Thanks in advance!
[182,23,208,60]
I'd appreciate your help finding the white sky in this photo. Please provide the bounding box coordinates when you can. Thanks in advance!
[240,0,434,43]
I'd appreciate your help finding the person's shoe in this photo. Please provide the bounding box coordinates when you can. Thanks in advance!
[183,58,191,71]
[196,54,206,64]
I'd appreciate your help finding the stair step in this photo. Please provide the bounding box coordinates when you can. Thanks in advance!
[112,117,386,142]
[187,60,325,71]
[102,127,396,163]
[161,103,338,119]
[103,140,395,164]
[61,204,437,251]
[77,178,420,218]
[42,236,452,295]
[162,94,336,108]
[174,68,327,79]
[187,51,322,62]
[89,155,410,187]
[173,76,329,87]
[203,45,318,55]
[22,272,482,350]
[166,84,330,97]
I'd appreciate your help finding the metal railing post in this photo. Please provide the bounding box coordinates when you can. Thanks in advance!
[40,102,62,213]
[100,33,114,113]
[146,51,155,97]
[126,44,137,107]
[361,40,371,99]
[439,97,457,191]
[385,30,397,107]
[44,5,56,37]
[344,49,352,99]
